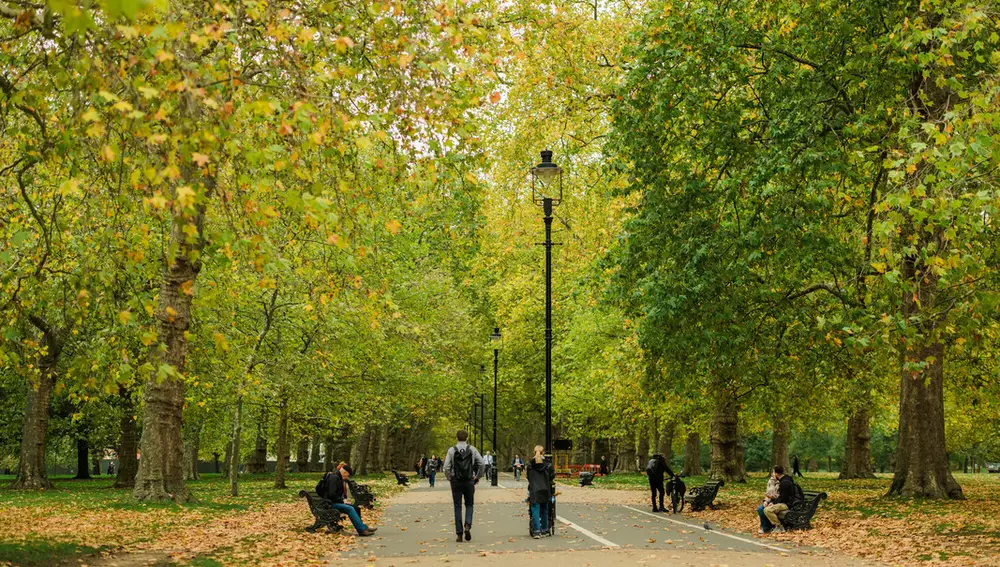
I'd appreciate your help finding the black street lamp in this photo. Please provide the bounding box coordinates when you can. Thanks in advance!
[490,326,502,486]
[532,150,562,455]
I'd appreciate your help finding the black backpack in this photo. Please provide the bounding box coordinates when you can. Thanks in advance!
[791,480,805,506]
[315,473,329,497]
[453,446,475,481]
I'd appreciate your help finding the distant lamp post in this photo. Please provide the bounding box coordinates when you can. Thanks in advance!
[490,326,502,486]
[532,150,562,455]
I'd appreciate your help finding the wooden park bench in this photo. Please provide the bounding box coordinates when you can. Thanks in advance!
[348,480,376,509]
[684,479,724,511]
[779,490,827,530]
[392,470,409,486]
[298,490,343,533]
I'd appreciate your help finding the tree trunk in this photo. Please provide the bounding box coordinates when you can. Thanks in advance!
[683,430,702,476]
[658,420,676,462]
[74,438,91,479]
[771,415,790,472]
[890,341,963,497]
[324,434,335,472]
[620,434,637,472]
[229,395,243,496]
[296,437,310,472]
[11,320,60,490]
[309,435,322,472]
[247,435,267,474]
[223,439,233,476]
[274,396,289,489]
[354,428,372,474]
[709,399,745,482]
[637,426,650,464]
[841,408,876,479]
[364,425,379,475]
[92,446,103,476]
[377,425,390,471]
[133,182,208,502]
[114,391,139,488]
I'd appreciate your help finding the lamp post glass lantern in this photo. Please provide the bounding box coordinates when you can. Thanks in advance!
[531,150,562,455]
[490,327,501,486]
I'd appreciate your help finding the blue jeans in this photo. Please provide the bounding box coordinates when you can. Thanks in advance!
[429,471,436,487]
[757,504,774,532]
[450,480,475,534]
[332,503,368,534]
[530,502,550,534]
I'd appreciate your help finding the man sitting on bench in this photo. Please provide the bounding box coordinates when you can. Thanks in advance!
[321,465,377,537]
[757,465,794,534]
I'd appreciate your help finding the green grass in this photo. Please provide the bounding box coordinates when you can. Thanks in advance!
[0,540,108,566]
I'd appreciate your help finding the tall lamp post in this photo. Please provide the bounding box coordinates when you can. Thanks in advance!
[490,327,502,486]
[532,150,562,454]
[478,365,485,453]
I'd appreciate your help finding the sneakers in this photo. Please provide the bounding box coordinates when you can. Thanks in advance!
[456,534,463,542]
[532,533,541,539]
[774,527,786,533]
[464,523,472,541]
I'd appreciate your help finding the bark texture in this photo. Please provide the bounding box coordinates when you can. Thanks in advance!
[840,408,876,479]
[132,181,208,503]
[274,397,289,488]
[247,435,268,474]
[11,318,61,490]
[295,437,309,472]
[309,435,322,472]
[114,391,139,488]
[709,400,745,482]
[658,420,676,462]
[682,430,702,476]
[771,416,791,472]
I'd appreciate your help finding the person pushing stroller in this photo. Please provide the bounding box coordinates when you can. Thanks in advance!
[526,445,555,538]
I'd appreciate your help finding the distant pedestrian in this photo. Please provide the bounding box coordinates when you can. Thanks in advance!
[599,455,609,476]
[512,455,524,481]
[484,451,495,481]
[107,461,115,476]
[444,430,485,542]
[427,455,439,487]
[792,455,804,478]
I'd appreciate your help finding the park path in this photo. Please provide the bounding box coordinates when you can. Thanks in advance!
[326,473,879,566]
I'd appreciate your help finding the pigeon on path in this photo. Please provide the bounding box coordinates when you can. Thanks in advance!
[703,522,713,531]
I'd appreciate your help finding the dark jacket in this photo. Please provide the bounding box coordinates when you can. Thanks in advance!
[775,474,796,506]
[646,455,674,478]
[526,459,555,504]
[324,472,348,504]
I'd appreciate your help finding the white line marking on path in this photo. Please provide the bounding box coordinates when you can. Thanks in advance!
[556,515,620,548]
[623,506,792,553]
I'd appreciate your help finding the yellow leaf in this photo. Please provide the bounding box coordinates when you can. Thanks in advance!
[398,53,415,68]
[119,311,132,325]
[385,219,402,235]
[176,185,196,208]
[191,152,210,167]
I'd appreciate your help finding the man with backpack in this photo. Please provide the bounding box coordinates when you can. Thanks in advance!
[444,430,485,542]
[759,465,799,533]
[645,454,674,512]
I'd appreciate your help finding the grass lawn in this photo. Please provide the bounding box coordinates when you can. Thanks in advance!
[0,472,402,567]
[582,471,1000,566]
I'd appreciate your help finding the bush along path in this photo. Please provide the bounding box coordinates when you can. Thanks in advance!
[585,472,1000,566]
[0,473,403,567]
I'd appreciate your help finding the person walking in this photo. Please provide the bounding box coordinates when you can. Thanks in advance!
[792,455,804,478]
[484,451,495,481]
[427,455,439,487]
[646,454,674,512]
[526,445,555,538]
[512,454,524,481]
[599,455,609,476]
[444,430,485,542]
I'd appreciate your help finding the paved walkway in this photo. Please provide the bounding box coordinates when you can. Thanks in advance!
[327,474,878,566]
